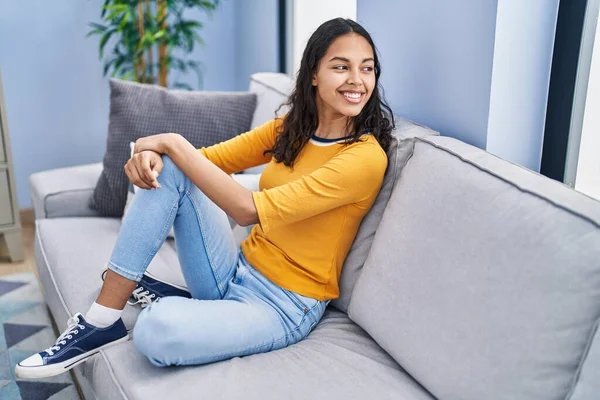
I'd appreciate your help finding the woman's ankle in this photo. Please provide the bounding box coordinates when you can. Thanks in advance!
[97,269,138,310]
[85,302,123,328]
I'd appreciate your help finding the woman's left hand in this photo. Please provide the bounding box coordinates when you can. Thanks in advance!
[133,133,179,155]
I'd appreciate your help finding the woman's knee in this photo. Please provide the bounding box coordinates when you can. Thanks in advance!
[160,155,178,176]
[158,155,187,190]
[133,302,175,366]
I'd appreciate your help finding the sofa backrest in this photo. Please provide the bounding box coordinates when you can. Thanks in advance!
[349,136,600,400]
[242,72,292,174]
[332,117,439,313]
[248,72,292,129]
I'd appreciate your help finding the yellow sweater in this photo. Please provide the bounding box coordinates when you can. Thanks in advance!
[199,118,387,300]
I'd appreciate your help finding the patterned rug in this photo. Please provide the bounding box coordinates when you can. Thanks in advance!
[0,273,80,399]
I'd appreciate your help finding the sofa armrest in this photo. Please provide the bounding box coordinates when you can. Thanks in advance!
[29,163,103,220]
[29,166,260,223]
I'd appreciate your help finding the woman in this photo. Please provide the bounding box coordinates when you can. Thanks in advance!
[16,17,394,378]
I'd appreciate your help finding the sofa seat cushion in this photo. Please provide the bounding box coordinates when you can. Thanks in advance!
[34,217,432,400]
[85,309,434,400]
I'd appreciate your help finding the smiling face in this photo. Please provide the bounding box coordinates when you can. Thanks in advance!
[312,33,376,120]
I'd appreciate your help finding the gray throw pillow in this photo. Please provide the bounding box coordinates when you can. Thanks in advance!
[91,79,257,217]
[331,117,439,313]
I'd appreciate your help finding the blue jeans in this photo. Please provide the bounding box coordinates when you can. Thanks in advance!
[108,155,328,367]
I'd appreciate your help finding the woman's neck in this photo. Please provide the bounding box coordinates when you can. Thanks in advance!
[314,114,352,140]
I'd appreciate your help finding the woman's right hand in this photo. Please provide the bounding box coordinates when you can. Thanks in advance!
[124,150,164,190]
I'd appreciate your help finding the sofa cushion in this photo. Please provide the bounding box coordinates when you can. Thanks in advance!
[331,117,439,313]
[349,136,600,400]
[34,217,432,399]
[91,79,257,217]
[84,309,434,400]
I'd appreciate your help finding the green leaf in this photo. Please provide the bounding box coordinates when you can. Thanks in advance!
[113,56,127,73]
[113,61,134,78]
[138,31,149,46]
[99,28,117,59]
[170,57,187,72]
[105,9,125,22]
[86,28,105,38]
[183,34,194,52]
[153,30,167,40]
[102,55,123,76]
[173,82,193,90]
[118,10,131,30]
[120,71,137,81]
[103,3,131,23]
[157,14,168,27]
[166,35,181,47]
[103,4,129,14]
[88,22,108,32]
[192,31,205,47]
[99,0,112,18]
[183,0,219,11]
[180,20,203,29]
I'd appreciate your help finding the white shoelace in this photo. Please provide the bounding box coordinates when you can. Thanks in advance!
[45,315,85,356]
[128,287,157,308]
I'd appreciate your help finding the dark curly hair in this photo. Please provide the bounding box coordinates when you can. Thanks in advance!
[265,18,394,167]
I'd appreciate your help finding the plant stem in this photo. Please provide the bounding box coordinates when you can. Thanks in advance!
[145,0,154,84]
[157,0,168,87]
[136,0,146,83]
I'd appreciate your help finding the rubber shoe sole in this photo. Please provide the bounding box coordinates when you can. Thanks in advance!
[14,334,130,379]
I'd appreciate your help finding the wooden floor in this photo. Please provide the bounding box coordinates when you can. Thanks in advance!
[0,209,36,276]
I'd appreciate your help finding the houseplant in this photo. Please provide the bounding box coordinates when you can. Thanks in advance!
[87,0,220,89]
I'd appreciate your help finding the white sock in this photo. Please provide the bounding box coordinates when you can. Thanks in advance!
[85,302,123,328]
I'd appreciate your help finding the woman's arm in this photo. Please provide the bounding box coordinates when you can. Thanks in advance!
[135,133,259,227]
[199,118,282,174]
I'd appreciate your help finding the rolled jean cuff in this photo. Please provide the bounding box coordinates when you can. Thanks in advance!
[107,260,143,282]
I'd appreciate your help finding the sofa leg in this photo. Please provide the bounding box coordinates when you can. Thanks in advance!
[1,230,24,262]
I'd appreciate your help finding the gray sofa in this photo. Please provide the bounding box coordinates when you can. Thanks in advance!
[29,73,600,400]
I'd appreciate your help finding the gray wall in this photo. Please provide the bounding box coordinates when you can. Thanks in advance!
[0,0,279,208]
[357,0,559,172]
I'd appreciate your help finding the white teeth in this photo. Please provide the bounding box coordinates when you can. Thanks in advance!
[343,92,361,99]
